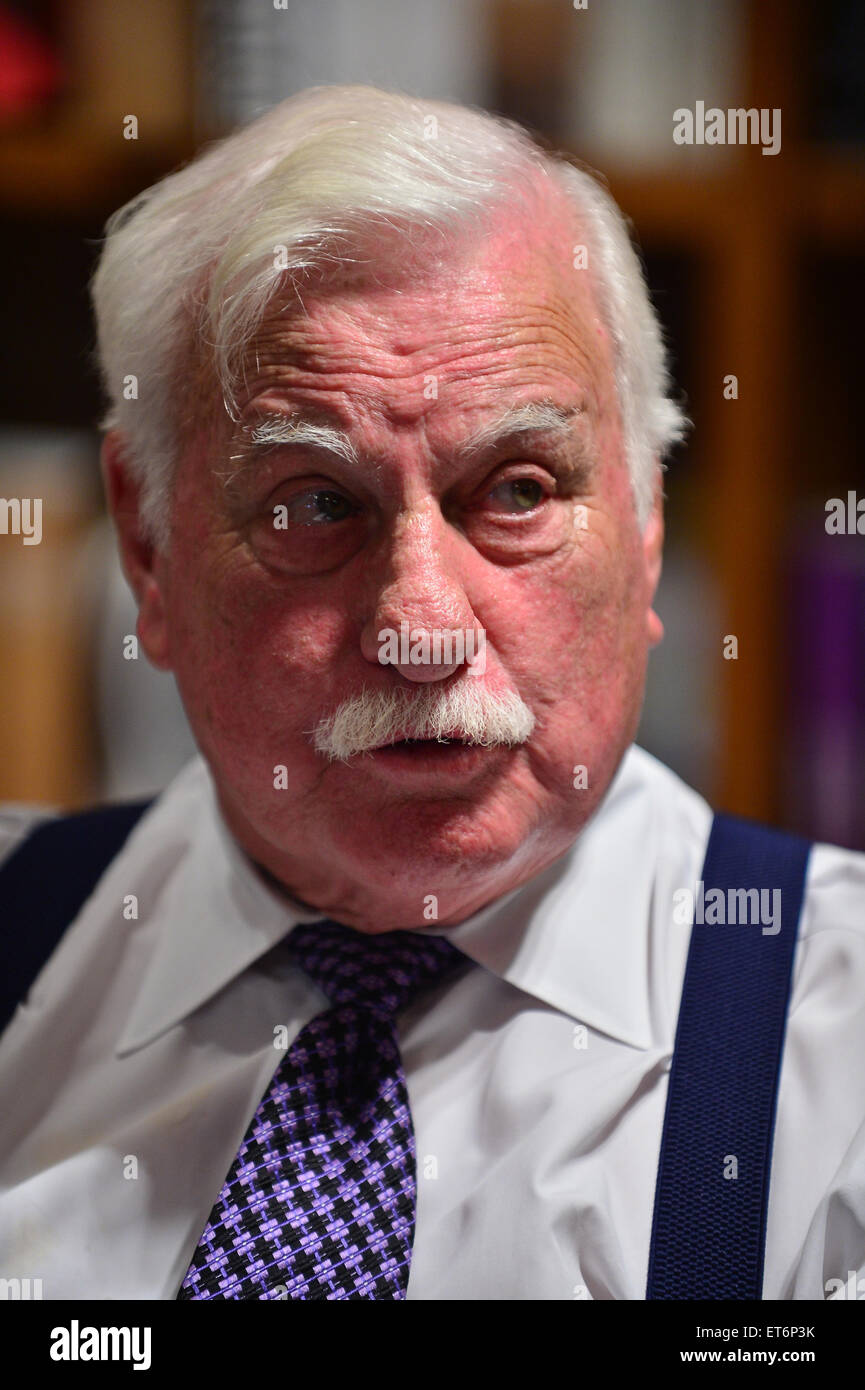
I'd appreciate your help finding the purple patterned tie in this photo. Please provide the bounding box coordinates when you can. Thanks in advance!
[177,919,467,1300]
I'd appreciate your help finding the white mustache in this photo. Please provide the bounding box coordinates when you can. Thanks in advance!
[311,682,535,762]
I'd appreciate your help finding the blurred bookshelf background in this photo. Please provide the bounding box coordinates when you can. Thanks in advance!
[0,0,863,847]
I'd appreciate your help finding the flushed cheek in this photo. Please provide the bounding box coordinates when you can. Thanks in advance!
[170,569,352,757]
[502,524,638,673]
[499,541,645,747]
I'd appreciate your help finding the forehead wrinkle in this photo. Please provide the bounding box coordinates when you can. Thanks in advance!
[244,256,609,383]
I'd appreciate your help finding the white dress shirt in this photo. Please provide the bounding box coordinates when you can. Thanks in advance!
[0,744,863,1301]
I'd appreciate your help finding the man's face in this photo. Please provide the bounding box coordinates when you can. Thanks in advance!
[116,198,664,930]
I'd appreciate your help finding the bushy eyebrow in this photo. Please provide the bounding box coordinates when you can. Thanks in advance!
[222,398,590,492]
[454,400,584,460]
[231,415,361,468]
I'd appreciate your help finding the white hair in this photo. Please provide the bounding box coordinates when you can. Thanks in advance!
[312,680,535,762]
[91,84,687,546]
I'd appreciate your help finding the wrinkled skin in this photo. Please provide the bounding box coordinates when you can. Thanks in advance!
[104,188,664,932]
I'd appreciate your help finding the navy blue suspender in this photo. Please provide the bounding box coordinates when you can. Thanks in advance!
[0,801,811,1298]
[646,812,812,1299]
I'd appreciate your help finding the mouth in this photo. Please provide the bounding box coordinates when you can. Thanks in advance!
[379,734,471,749]
[372,731,479,756]
[361,732,499,778]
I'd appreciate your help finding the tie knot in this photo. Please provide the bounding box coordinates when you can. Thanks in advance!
[285,919,466,1017]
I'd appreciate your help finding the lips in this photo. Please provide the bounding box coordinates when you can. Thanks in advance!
[358,732,503,781]
[375,732,472,751]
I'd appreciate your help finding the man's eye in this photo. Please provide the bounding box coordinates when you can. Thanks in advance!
[277,490,358,525]
[485,478,547,513]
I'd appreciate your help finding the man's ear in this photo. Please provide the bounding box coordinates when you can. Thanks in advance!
[100,430,173,671]
[642,471,665,648]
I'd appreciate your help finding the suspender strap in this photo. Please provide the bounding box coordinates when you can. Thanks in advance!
[646,812,812,1299]
[0,800,153,1039]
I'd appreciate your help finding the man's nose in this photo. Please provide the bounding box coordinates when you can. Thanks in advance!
[360,507,479,684]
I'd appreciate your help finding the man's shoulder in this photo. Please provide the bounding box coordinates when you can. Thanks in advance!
[0,756,211,876]
[0,803,59,869]
[803,834,865,941]
[625,742,865,909]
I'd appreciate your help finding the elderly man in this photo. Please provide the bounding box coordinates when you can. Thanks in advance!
[0,85,863,1304]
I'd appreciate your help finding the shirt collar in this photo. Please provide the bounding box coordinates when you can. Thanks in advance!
[117,744,664,1057]
[116,760,321,1055]
[414,745,661,1050]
